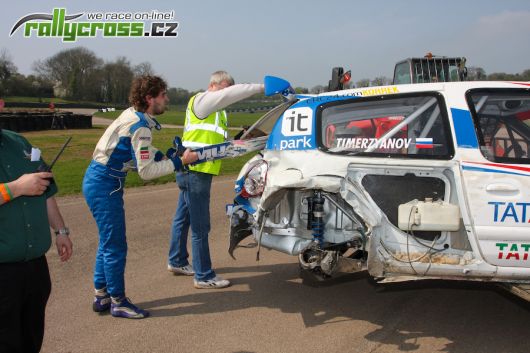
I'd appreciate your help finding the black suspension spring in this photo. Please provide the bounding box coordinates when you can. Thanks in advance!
[311,191,325,247]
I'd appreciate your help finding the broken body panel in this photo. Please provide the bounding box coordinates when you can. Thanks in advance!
[229,81,530,298]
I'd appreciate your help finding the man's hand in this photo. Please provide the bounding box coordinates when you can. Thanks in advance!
[181,149,198,165]
[9,172,52,198]
[56,235,73,262]
[167,147,198,170]
[46,196,72,262]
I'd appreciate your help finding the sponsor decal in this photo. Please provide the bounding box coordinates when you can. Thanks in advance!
[279,136,313,150]
[415,137,433,149]
[281,107,313,137]
[139,136,151,141]
[10,8,178,42]
[272,107,315,151]
[357,86,399,97]
[267,106,316,151]
[489,201,530,223]
[306,87,399,103]
[306,87,399,104]
[140,146,150,160]
[335,137,411,149]
[196,143,229,162]
[496,242,530,261]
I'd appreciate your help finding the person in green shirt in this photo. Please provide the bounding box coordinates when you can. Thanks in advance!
[0,128,73,353]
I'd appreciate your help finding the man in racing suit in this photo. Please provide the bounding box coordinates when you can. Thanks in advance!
[167,71,264,289]
[83,75,197,319]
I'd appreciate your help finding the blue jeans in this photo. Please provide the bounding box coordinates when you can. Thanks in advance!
[168,171,215,281]
[83,161,127,297]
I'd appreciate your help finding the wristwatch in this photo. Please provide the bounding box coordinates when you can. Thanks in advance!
[54,227,70,236]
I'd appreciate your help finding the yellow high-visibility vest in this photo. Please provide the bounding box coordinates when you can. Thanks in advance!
[182,94,228,175]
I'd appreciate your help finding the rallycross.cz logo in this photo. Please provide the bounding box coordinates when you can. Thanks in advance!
[9,8,179,42]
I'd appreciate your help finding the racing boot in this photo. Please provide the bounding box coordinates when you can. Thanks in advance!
[110,296,149,319]
[93,287,111,312]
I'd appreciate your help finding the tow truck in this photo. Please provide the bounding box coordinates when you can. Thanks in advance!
[393,52,468,84]
[327,53,468,92]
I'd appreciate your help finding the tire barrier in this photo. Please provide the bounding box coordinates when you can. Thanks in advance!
[3,102,127,110]
[0,112,92,132]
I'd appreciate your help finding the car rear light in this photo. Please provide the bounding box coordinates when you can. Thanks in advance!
[242,159,268,197]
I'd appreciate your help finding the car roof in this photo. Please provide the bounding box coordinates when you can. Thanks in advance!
[307,81,530,101]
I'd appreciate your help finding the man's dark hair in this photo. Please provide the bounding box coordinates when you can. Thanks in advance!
[129,75,167,112]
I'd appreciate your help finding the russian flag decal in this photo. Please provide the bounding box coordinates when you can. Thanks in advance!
[416,137,433,149]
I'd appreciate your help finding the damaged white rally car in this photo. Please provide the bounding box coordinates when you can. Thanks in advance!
[228,77,530,301]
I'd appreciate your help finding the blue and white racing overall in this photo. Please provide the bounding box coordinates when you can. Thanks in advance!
[83,107,179,298]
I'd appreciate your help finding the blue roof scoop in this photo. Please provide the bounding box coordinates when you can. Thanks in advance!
[264,76,292,97]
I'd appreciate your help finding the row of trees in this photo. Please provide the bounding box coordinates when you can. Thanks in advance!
[1,47,530,104]
[466,66,530,81]
[33,47,155,104]
[1,47,205,105]
[0,50,54,98]
[0,47,185,105]
[0,47,279,106]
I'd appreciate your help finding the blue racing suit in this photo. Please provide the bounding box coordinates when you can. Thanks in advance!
[83,108,178,297]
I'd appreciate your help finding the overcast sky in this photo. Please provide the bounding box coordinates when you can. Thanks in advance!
[1,0,529,90]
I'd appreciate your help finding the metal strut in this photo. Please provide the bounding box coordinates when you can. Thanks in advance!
[311,191,325,247]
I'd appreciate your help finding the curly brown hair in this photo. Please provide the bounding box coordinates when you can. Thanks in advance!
[129,75,168,112]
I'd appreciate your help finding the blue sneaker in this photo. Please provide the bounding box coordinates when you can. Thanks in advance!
[110,297,149,319]
[93,288,111,312]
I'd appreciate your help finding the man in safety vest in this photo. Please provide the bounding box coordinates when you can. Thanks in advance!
[167,71,264,288]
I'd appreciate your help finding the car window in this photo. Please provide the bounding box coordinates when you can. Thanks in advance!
[318,93,454,159]
[412,59,461,83]
[394,62,411,84]
[467,89,530,164]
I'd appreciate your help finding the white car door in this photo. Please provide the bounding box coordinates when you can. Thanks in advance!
[459,88,530,267]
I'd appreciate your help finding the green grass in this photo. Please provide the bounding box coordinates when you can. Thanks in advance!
[94,110,263,129]
[226,112,264,128]
[21,128,255,196]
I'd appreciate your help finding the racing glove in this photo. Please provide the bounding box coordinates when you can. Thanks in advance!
[165,147,176,159]
[154,150,165,162]
[173,136,186,156]
[166,147,183,171]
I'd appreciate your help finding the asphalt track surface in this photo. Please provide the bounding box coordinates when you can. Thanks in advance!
[41,176,530,353]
